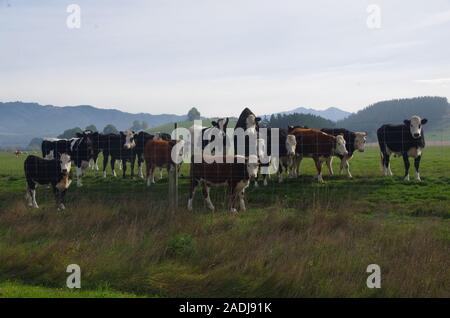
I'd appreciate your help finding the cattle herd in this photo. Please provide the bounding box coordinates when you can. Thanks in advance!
[22,107,428,212]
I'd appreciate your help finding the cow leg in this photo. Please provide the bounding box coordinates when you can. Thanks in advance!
[145,161,152,187]
[229,186,238,213]
[238,190,246,211]
[138,162,144,179]
[111,158,117,177]
[294,156,303,177]
[76,166,83,187]
[326,157,334,176]
[402,153,411,181]
[253,166,260,187]
[94,157,99,173]
[102,152,109,178]
[152,167,156,183]
[122,160,127,178]
[138,155,144,179]
[27,182,39,208]
[118,160,123,170]
[263,167,268,186]
[147,165,155,186]
[314,157,324,183]
[202,181,215,211]
[187,178,199,211]
[59,190,67,211]
[382,153,392,176]
[25,188,32,207]
[130,157,136,179]
[344,159,352,178]
[31,189,39,208]
[52,185,66,211]
[278,160,284,183]
[25,185,35,207]
[159,169,163,180]
[414,155,422,181]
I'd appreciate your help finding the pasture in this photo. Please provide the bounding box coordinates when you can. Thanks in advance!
[0,146,449,297]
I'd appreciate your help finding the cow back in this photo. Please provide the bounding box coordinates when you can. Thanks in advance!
[291,128,336,157]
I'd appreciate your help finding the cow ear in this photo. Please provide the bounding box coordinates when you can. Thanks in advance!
[288,125,293,130]
[76,133,82,137]
[404,120,410,126]
[211,121,217,126]
[225,118,229,125]
[421,118,428,125]
[255,117,261,122]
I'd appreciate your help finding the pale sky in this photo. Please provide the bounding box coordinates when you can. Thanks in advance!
[1,0,450,117]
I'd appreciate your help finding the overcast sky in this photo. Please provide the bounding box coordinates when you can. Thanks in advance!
[1,0,449,117]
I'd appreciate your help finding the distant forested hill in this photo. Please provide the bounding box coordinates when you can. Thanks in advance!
[338,97,450,139]
[263,113,336,129]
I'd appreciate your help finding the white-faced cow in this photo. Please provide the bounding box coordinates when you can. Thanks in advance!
[321,128,367,178]
[188,155,259,213]
[100,130,136,178]
[289,127,348,182]
[24,154,72,210]
[253,128,297,186]
[189,118,230,159]
[377,115,427,181]
[41,132,94,187]
[234,108,261,157]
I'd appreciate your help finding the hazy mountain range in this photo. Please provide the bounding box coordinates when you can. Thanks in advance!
[0,102,187,148]
[1,98,448,148]
[277,106,351,121]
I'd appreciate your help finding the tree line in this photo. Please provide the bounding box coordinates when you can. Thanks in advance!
[262,113,336,129]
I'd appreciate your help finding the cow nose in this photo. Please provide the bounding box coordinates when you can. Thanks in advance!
[62,169,68,174]
[414,133,420,138]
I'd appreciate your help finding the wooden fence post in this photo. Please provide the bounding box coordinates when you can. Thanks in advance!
[169,122,179,210]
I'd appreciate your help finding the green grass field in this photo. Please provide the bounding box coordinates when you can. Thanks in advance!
[0,146,449,297]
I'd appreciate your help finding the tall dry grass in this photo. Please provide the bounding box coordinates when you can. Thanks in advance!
[0,196,448,297]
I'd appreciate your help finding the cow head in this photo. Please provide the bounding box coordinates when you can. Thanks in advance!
[335,135,348,156]
[60,153,72,174]
[285,134,297,156]
[354,132,367,152]
[404,116,428,139]
[211,117,229,132]
[245,114,261,131]
[246,154,259,179]
[122,130,136,149]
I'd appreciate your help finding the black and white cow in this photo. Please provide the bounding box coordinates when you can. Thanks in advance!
[133,131,156,178]
[234,108,261,157]
[321,128,367,178]
[88,132,110,175]
[377,115,428,181]
[41,132,94,187]
[189,118,230,158]
[254,128,297,186]
[100,130,136,178]
[24,154,72,210]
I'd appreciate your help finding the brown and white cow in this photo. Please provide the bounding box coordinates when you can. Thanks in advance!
[321,128,367,178]
[143,139,184,186]
[288,127,348,182]
[188,155,259,213]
